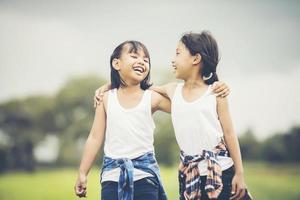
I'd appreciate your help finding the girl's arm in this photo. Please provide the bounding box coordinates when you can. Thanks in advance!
[94,83,111,107]
[94,81,230,107]
[93,82,176,108]
[151,91,171,114]
[149,82,177,99]
[217,97,246,200]
[74,94,107,197]
[150,81,231,100]
[212,81,231,98]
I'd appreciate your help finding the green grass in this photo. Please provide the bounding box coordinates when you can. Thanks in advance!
[0,162,300,200]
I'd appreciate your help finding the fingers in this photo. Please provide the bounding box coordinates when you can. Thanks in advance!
[95,89,100,99]
[78,188,87,198]
[212,81,223,91]
[216,88,230,98]
[212,81,231,98]
[75,185,87,198]
[212,82,217,90]
[236,188,246,200]
[97,93,104,105]
[93,91,104,108]
[94,84,111,108]
[230,185,246,200]
[214,84,226,94]
[230,182,238,200]
[94,89,99,108]
[234,188,242,200]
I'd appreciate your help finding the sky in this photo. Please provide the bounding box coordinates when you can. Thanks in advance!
[0,0,299,139]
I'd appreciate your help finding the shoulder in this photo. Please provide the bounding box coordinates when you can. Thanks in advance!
[166,82,179,98]
[101,90,110,111]
[102,90,109,101]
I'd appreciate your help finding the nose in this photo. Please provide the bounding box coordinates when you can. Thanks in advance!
[137,57,145,65]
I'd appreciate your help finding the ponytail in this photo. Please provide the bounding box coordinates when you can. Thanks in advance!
[180,31,220,84]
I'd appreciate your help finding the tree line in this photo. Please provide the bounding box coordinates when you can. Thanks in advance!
[0,75,299,173]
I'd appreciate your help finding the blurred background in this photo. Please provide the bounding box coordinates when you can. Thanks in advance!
[0,0,299,199]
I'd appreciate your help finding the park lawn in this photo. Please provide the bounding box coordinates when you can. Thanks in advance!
[0,162,300,200]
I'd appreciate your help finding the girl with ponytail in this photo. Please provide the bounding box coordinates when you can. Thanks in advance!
[153,31,249,200]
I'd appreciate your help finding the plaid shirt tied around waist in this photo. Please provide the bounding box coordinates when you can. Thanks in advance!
[179,139,231,200]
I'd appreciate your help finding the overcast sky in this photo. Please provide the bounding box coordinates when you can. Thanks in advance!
[0,0,299,139]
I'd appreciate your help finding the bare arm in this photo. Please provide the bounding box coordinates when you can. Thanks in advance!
[217,97,246,199]
[78,103,106,175]
[94,83,111,107]
[212,81,231,97]
[75,96,107,197]
[150,81,230,100]
[151,91,171,114]
[149,82,177,99]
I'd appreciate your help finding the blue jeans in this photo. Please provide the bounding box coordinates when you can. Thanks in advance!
[101,177,159,200]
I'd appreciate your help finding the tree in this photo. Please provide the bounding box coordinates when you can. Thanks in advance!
[0,75,107,171]
[239,129,261,160]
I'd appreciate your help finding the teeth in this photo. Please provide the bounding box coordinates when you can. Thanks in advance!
[133,66,144,73]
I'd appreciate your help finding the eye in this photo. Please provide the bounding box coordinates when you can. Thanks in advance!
[144,59,149,63]
[131,55,138,59]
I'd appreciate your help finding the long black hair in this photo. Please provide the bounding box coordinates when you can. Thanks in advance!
[180,31,220,84]
[110,40,152,90]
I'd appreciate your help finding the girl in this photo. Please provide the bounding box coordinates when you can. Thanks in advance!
[74,40,171,200]
[95,31,249,200]
[166,32,247,200]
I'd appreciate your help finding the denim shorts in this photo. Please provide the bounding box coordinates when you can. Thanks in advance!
[101,176,159,200]
[199,166,235,200]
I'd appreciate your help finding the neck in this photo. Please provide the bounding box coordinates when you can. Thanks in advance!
[184,73,206,89]
[119,83,142,93]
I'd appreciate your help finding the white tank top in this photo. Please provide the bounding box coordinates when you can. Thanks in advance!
[171,83,234,175]
[101,89,155,182]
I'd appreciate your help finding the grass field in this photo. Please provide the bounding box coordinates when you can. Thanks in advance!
[0,162,300,200]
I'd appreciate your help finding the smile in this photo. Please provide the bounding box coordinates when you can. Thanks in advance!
[133,66,145,74]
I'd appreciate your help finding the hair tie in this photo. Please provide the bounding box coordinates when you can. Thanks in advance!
[203,72,213,81]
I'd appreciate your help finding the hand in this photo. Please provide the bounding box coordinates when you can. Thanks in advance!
[230,173,246,200]
[74,173,87,198]
[212,81,230,98]
[94,83,111,108]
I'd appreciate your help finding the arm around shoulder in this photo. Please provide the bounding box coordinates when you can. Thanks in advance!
[151,91,171,114]
[150,82,177,99]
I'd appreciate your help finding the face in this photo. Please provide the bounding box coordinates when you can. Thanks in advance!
[113,43,150,86]
[172,41,195,80]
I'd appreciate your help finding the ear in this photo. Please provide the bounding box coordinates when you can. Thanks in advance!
[192,53,202,65]
[112,58,121,71]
